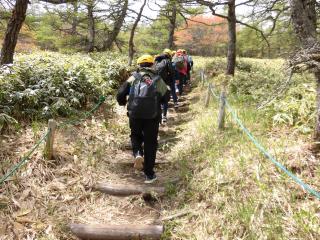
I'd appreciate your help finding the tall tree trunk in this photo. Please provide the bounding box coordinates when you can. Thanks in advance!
[128,0,147,66]
[86,1,95,53]
[226,0,236,76]
[218,0,236,130]
[104,0,128,50]
[71,2,79,35]
[315,72,320,140]
[290,0,317,47]
[167,0,177,49]
[0,0,28,65]
[290,0,320,141]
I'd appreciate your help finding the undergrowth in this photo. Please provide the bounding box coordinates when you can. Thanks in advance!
[164,58,320,239]
[0,51,131,128]
[194,56,316,134]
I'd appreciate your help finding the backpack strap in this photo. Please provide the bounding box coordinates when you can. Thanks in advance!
[132,71,142,82]
[151,75,161,88]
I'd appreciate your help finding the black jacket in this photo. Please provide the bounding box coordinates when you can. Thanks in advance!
[154,54,175,86]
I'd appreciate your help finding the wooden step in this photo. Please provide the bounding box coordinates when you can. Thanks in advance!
[93,183,166,196]
[70,223,163,240]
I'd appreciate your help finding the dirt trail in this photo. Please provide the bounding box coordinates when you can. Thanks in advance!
[70,93,195,226]
[0,84,200,239]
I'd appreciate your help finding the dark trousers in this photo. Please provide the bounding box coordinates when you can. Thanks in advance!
[170,81,178,103]
[161,101,168,117]
[129,117,160,176]
[177,78,185,95]
[176,73,187,96]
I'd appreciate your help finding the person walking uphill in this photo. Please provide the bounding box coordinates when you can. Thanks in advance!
[116,54,169,183]
[172,49,189,96]
[154,48,177,124]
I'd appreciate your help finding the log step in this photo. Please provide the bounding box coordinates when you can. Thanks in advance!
[93,183,166,196]
[70,223,163,240]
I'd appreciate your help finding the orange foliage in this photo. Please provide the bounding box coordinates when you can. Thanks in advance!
[0,24,38,53]
[175,15,228,56]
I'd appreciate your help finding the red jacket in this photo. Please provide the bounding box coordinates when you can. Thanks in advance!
[175,54,188,76]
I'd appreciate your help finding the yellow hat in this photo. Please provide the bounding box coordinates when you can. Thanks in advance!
[137,54,154,64]
[171,51,176,56]
[163,48,172,55]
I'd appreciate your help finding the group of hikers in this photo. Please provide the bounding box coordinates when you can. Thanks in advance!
[117,49,193,183]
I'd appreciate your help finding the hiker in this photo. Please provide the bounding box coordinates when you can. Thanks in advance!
[172,49,188,96]
[183,49,193,87]
[116,54,169,183]
[154,48,177,124]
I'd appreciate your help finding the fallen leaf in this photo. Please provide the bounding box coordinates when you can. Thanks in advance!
[16,217,36,224]
[14,208,32,217]
[32,222,47,231]
[62,195,75,202]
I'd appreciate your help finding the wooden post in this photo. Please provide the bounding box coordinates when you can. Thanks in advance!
[205,83,212,108]
[70,224,164,240]
[218,91,226,130]
[44,119,57,159]
[201,69,205,88]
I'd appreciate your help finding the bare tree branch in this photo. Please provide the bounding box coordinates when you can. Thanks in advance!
[39,0,77,4]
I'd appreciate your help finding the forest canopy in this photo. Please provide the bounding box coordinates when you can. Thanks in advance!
[0,0,299,58]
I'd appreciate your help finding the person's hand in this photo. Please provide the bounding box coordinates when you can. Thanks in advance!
[175,80,180,84]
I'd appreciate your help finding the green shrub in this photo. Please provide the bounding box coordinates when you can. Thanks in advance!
[199,57,316,133]
[0,51,130,120]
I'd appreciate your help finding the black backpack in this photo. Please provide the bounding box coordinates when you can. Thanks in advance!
[154,59,169,84]
[127,72,160,119]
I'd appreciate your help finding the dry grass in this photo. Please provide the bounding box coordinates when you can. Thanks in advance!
[0,91,196,240]
[160,83,320,239]
[1,71,319,239]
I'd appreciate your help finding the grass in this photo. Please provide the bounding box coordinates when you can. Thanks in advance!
[1,55,319,239]
[163,74,320,239]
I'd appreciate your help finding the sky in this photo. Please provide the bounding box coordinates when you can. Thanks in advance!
[26,0,253,25]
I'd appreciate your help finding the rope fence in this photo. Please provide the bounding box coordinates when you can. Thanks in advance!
[0,96,106,186]
[202,70,320,200]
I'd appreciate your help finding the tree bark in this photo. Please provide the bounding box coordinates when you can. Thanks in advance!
[290,0,320,142]
[0,0,77,65]
[226,0,236,76]
[167,0,177,49]
[290,0,317,47]
[71,1,79,35]
[128,0,147,66]
[104,0,128,50]
[86,1,95,53]
[0,0,28,65]
[315,72,320,140]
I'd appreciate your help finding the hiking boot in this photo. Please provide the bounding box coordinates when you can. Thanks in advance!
[162,116,167,124]
[134,154,144,171]
[144,174,157,184]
